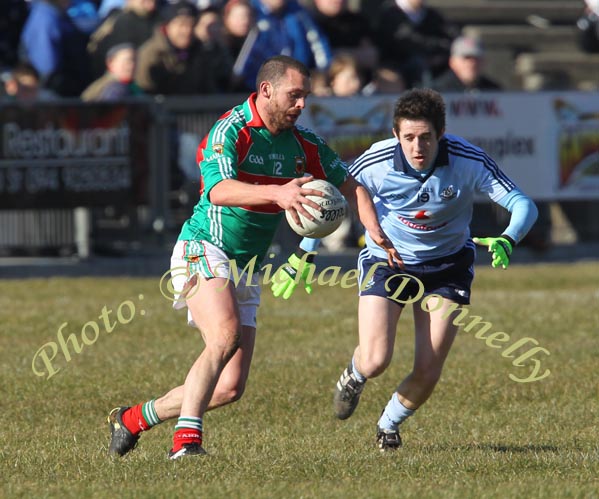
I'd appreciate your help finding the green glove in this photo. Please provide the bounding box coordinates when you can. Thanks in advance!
[473,236,514,269]
[271,252,316,299]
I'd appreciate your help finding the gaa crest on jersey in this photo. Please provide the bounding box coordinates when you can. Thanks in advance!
[440,185,457,200]
[295,156,306,175]
[212,143,224,155]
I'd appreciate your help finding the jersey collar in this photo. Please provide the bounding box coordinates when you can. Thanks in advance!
[394,136,449,181]
[243,93,267,128]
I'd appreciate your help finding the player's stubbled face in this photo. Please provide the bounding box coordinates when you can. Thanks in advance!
[395,119,440,171]
[267,68,311,133]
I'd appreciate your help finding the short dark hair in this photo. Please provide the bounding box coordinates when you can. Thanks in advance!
[393,88,446,137]
[106,43,134,61]
[9,62,40,82]
[255,55,310,90]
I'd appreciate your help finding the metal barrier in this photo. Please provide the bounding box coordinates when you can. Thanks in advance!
[0,97,234,256]
[0,209,74,254]
[1,94,599,257]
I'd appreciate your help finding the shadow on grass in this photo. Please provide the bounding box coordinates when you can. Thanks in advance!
[480,444,559,453]
[421,443,560,453]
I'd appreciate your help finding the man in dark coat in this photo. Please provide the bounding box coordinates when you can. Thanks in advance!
[135,1,214,95]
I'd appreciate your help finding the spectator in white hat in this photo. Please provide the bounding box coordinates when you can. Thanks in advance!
[432,35,501,93]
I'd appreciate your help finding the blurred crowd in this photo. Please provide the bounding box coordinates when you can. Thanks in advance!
[1,0,524,102]
[3,0,580,252]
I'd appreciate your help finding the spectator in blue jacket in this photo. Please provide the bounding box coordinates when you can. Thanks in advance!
[20,0,92,96]
[67,0,101,34]
[233,0,331,91]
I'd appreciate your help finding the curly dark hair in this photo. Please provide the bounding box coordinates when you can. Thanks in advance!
[393,88,446,137]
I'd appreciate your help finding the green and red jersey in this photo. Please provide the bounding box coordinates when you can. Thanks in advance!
[178,93,348,267]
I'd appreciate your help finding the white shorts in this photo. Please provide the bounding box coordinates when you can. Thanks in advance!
[170,240,261,328]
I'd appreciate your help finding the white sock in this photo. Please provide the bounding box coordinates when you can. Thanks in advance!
[351,356,366,383]
[378,394,415,431]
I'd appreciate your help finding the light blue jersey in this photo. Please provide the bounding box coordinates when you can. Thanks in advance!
[350,134,525,264]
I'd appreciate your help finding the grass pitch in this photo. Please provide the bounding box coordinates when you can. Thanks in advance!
[1,261,598,498]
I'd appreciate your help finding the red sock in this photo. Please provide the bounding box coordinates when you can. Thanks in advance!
[121,404,151,436]
[172,428,202,452]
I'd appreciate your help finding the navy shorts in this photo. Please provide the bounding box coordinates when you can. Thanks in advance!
[357,243,476,306]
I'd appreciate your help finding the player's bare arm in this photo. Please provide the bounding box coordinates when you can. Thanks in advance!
[339,176,403,269]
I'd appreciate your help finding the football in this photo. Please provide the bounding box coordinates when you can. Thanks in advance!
[285,179,348,238]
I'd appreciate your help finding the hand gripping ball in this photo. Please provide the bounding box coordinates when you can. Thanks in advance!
[285,179,348,238]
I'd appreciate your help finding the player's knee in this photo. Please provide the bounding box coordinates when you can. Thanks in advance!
[215,382,246,405]
[359,352,392,378]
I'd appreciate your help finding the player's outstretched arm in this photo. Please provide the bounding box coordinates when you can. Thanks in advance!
[475,190,538,269]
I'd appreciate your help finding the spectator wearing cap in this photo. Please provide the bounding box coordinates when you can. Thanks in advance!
[432,35,501,93]
[81,43,144,100]
[135,1,217,94]
[87,0,160,79]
